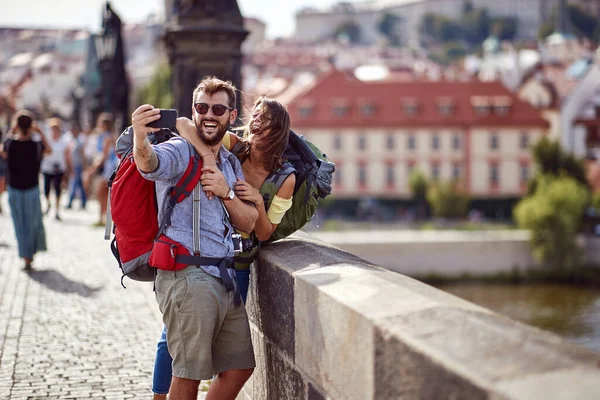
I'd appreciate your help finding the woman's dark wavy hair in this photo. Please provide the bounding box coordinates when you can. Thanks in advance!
[235,96,291,173]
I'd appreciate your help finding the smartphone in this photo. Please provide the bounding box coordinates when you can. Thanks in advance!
[147,109,178,129]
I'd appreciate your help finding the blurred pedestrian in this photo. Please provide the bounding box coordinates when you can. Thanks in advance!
[83,123,98,194]
[0,110,50,270]
[86,112,117,226]
[0,125,6,214]
[40,117,69,220]
[66,120,87,210]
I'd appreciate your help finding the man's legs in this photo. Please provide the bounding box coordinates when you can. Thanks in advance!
[169,377,201,400]
[155,268,224,399]
[210,279,255,400]
[206,368,253,400]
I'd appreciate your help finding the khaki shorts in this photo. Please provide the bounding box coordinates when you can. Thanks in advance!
[155,266,255,381]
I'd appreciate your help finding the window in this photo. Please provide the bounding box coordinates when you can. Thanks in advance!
[495,105,510,116]
[386,164,395,186]
[386,133,395,150]
[452,134,461,150]
[453,163,461,180]
[490,163,499,185]
[431,164,440,181]
[475,105,490,116]
[407,134,416,150]
[432,133,440,150]
[333,133,342,150]
[493,97,512,116]
[299,105,313,119]
[403,101,418,116]
[333,105,348,118]
[438,103,454,116]
[358,164,367,186]
[520,132,529,150]
[520,165,529,183]
[360,103,375,117]
[490,133,499,150]
[358,134,366,151]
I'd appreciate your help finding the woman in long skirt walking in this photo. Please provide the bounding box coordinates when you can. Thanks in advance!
[0,110,50,270]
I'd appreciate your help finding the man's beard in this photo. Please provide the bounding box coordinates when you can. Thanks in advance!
[195,117,229,146]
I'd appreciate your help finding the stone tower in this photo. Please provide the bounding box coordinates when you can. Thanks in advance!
[163,0,248,118]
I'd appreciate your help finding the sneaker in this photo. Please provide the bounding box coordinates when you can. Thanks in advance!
[55,214,62,221]
[44,205,51,215]
[66,204,73,210]
[23,262,32,271]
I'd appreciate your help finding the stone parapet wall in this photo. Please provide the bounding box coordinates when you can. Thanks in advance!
[238,232,600,400]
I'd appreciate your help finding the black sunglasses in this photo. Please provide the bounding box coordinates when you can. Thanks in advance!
[194,103,234,117]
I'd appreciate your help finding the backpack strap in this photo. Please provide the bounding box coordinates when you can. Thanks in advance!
[155,149,203,240]
[231,141,244,155]
[262,163,296,209]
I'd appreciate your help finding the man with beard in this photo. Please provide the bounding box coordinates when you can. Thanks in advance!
[132,77,257,400]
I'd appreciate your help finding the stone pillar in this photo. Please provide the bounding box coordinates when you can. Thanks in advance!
[163,0,248,118]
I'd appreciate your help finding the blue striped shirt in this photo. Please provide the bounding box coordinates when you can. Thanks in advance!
[140,137,244,278]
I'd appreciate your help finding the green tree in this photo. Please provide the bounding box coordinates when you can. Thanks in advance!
[568,4,600,43]
[409,169,429,219]
[492,17,518,40]
[430,41,468,65]
[461,8,490,46]
[426,180,470,219]
[443,40,467,60]
[538,21,555,39]
[514,175,589,270]
[419,13,438,40]
[378,13,402,46]
[529,138,588,194]
[419,13,460,43]
[135,63,173,109]
[538,5,600,43]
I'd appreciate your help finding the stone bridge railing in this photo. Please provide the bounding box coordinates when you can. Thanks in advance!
[238,232,600,400]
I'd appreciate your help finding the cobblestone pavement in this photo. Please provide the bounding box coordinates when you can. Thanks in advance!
[0,199,208,399]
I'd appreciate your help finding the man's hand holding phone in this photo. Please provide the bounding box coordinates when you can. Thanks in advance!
[132,106,178,139]
[131,105,179,173]
[132,105,162,140]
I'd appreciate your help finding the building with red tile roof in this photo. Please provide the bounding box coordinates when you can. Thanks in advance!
[288,70,549,200]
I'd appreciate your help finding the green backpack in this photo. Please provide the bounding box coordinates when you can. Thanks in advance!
[266,131,335,241]
[232,130,335,269]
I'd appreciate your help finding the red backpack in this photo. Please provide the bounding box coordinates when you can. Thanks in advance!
[107,127,202,287]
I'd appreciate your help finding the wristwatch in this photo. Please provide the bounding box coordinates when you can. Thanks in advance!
[225,187,235,200]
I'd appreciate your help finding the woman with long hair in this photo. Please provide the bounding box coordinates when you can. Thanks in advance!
[150,96,296,399]
[0,110,50,270]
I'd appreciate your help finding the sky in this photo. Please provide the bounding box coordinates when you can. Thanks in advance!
[0,0,362,39]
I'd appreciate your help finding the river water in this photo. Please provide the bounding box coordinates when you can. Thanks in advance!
[436,283,600,353]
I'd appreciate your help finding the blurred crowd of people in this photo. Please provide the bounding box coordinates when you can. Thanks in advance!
[0,110,118,268]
